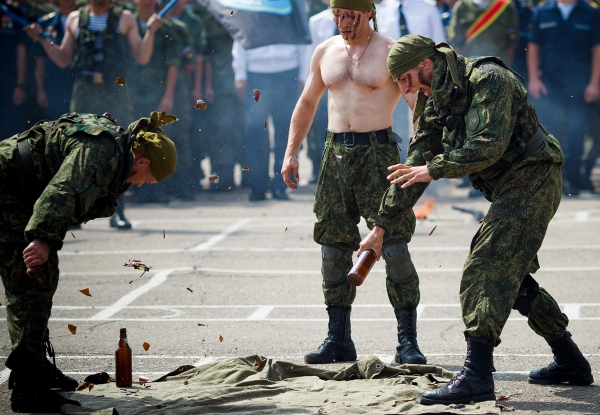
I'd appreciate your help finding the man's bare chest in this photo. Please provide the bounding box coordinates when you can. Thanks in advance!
[321,50,390,92]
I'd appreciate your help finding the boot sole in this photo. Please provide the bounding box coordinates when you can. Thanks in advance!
[528,374,594,386]
[418,392,496,406]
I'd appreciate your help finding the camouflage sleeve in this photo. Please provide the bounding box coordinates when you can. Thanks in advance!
[426,64,520,180]
[162,24,181,68]
[447,2,465,49]
[505,3,519,50]
[188,13,206,56]
[371,102,444,231]
[24,135,118,250]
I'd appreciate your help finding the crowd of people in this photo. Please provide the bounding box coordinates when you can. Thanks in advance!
[1,0,599,202]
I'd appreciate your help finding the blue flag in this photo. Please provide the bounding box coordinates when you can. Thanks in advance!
[196,0,311,49]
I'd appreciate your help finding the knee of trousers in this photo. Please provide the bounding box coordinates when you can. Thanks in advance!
[512,274,540,317]
[321,246,352,284]
[382,241,416,284]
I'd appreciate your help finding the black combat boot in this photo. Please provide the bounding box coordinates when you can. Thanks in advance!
[42,340,78,391]
[110,204,132,229]
[419,336,496,405]
[304,306,357,364]
[9,369,81,413]
[529,331,594,385]
[394,307,427,364]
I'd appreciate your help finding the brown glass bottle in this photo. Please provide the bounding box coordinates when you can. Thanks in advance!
[115,328,132,387]
[347,250,377,286]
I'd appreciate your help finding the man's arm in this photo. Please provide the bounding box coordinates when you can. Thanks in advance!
[232,40,247,101]
[158,65,178,113]
[584,44,600,103]
[123,11,160,65]
[13,42,27,105]
[360,103,443,258]
[24,11,77,68]
[24,135,117,251]
[281,44,327,190]
[34,56,49,108]
[526,42,546,99]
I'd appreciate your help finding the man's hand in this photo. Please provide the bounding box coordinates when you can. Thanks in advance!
[204,84,215,103]
[189,86,202,105]
[281,154,300,190]
[23,239,49,268]
[584,82,600,103]
[387,164,433,188]
[24,23,43,42]
[528,77,547,100]
[235,80,247,102]
[146,14,162,33]
[158,95,174,113]
[13,86,26,105]
[37,88,49,108]
[358,226,385,259]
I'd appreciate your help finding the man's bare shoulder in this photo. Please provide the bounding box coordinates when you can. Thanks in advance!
[373,31,397,48]
[118,9,136,32]
[66,10,79,31]
[314,35,339,57]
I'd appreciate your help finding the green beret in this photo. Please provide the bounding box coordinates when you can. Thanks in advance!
[126,112,178,182]
[387,34,460,86]
[330,0,378,31]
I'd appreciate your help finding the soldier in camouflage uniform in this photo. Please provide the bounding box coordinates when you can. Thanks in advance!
[25,0,162,226]
[282,0,426,366]
[360,35,593,406]
[195,2,245,192]
[0,111,177,412]
[128,0,179,203]
[166,0,203,198]
[448,0,518,64]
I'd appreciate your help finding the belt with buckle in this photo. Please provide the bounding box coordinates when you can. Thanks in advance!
[78,71,104,84]
[331,129,393,147]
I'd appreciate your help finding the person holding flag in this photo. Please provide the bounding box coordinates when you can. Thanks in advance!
[448,0,518,65]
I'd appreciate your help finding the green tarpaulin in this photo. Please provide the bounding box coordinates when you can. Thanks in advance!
[62,355,502,414]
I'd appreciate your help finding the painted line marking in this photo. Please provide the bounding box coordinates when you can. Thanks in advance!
[575,211,591,222]
[0,369,10,385]
[193,356,219,367]
[58,244,600,256]
[88,268,190,320]
[563,304,581,319]
[247,306,275,320]
[189,218,251,251]
[30,317,600,322]
[57,266,600,277]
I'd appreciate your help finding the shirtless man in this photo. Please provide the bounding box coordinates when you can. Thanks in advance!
[281,0,425,365]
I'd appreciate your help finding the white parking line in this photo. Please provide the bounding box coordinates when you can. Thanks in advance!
[58,244,600,256]
[189,218,251,251]
[88,268,191,320]
[247,306,275,320]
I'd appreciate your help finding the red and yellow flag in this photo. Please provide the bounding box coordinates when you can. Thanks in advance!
[465,0,511,45]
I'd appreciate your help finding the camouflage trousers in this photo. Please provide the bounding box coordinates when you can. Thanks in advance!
[0,242,59,370]
[70,78,133,125]
[462,162,568,344]
[314,129,419,309]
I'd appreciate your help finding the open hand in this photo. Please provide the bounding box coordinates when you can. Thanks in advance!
[387,164,433,188]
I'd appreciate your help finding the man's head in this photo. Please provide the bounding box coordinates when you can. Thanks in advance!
[331,0,377,38]
[387,35,460,97]
[126,112,178,187]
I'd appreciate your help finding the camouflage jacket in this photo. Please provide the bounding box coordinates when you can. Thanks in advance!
[0,113,135,250]
[371,53,564,231]
[128,15,180,101]
[448,0,518,64]
[71,5,130,76]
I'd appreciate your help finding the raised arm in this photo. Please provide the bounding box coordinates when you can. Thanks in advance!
[281,43,327,189]
[122,11,161,65]
[24,11,77,69]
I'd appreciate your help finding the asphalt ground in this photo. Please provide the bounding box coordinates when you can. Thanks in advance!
[0,158,599,414]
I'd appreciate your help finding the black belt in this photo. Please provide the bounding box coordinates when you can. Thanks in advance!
[331,129,393,147]
[77,71,105,84]
[524,124,548,156]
